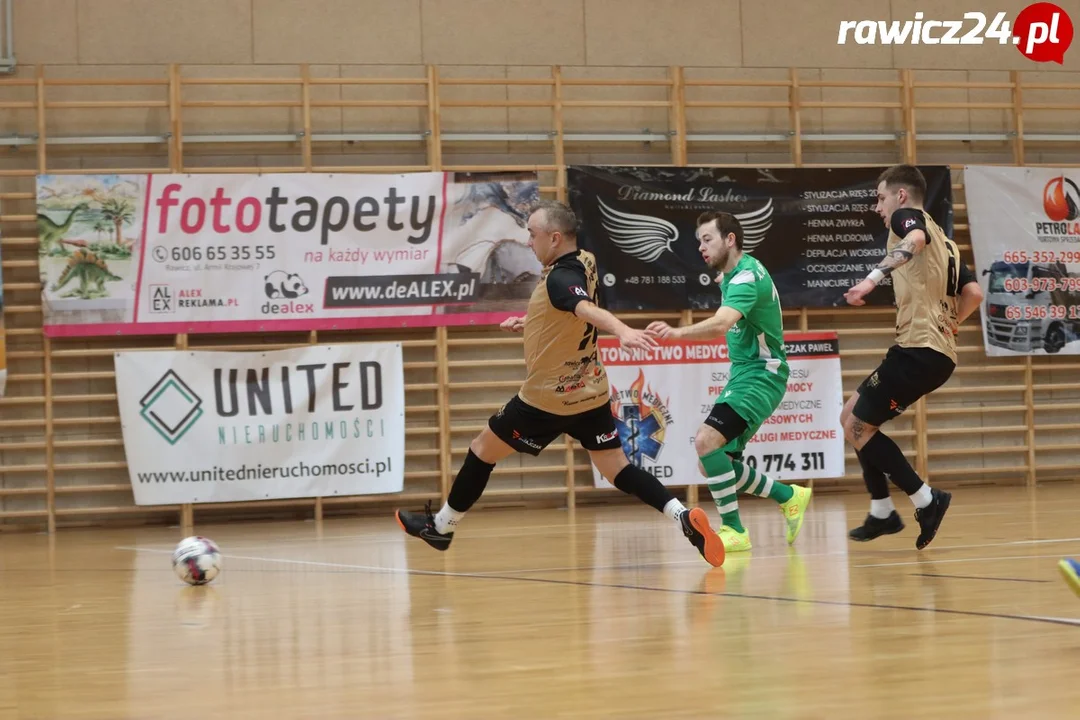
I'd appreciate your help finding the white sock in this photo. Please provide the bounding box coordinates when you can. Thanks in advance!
[433,504,465,535]
[663,498,687,522]
[870,497,895,519]
[910,484,933,509]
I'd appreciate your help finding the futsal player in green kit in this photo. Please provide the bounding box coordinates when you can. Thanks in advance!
[647,211,812,553]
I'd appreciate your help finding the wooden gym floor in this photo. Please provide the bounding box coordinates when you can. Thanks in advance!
[2,483,1079,719]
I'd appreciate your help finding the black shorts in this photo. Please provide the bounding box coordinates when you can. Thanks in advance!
[854,345,956,426]
[488,394,622,456]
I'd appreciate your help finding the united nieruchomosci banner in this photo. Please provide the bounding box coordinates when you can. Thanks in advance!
[964,165,1080,356]
[592,332,844,488]
[115,343,405,505]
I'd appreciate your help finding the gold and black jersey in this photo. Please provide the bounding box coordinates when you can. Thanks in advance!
[518,249,610,415]
[887,208,963,364]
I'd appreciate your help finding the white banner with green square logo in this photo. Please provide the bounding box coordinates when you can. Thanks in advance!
[115,343,405,505]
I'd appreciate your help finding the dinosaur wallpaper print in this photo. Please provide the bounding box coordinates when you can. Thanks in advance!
[37,174,144,328]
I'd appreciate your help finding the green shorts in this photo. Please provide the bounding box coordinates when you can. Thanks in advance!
[709,372,787,455]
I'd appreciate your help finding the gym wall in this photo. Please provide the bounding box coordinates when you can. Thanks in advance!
[1,0,1078,529]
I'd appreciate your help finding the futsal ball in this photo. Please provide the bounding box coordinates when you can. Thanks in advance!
[172,535,222,586]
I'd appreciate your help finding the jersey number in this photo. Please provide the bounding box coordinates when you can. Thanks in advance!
[945,238,961,297]
[578,322,599,351]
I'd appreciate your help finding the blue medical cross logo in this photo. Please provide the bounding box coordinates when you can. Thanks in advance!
[614,404,664,466]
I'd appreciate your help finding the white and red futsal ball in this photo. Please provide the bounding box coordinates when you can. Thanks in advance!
[172,536,222,586]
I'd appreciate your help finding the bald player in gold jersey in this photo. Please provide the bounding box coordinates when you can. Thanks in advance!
[396,200,725,567]
[842,164,983,549]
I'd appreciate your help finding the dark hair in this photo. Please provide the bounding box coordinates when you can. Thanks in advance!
[696,211,744,251]
[531,199,579,239]
[877,164,927,203]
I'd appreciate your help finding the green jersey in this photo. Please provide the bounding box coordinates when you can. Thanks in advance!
[719,254,789,382]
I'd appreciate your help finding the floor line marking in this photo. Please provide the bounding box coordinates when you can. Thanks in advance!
[910,572,1051,584]
[856,552,1071,568]
[117,546,1080,628]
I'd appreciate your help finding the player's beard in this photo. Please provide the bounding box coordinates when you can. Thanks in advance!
[708,245,730,272]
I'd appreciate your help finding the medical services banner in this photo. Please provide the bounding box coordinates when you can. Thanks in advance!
[115,343,405,505]
[965,165,1080,356]
[592,332,844,489]
[37,171,539,337]
[568,165,953,310]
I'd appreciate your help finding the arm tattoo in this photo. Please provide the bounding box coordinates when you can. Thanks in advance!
[850,418,867,443]
[875,236,920,275]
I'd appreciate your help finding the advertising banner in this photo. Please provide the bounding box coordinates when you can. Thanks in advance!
[592,332,844,488]
[567,165,953,310]
[115,343,405,505]
[38,172,539,337]
[965,165,1080,356]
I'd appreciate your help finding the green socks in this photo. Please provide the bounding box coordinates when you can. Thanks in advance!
[701,446,745,533]
[733,460,794,504]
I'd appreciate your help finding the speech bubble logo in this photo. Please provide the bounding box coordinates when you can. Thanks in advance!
[1014,2,1073,64]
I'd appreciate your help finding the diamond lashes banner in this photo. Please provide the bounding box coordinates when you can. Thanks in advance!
[38,171,539,337]
[115,343,405,505]
[567,165,953,310]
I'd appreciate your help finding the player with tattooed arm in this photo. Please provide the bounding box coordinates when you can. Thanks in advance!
[842,165,982,549]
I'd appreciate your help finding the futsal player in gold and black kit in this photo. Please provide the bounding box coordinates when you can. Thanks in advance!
[843,165,983,549]
[396,200,726,567]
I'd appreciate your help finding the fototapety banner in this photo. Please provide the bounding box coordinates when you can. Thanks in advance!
[965,165,1080,356]
[567,165,953,310]
[37,172,539,337]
